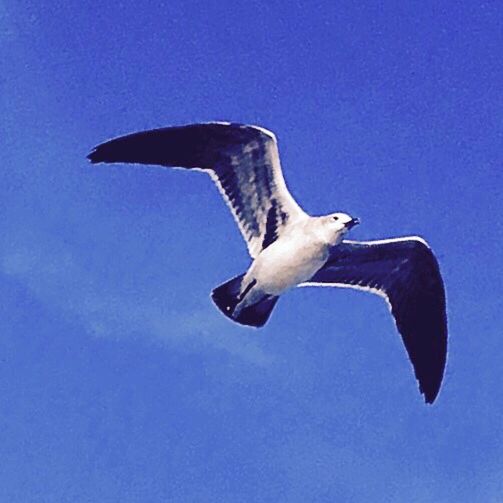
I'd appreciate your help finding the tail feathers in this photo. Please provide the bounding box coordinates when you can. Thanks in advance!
[235,296,279,327]
[211,274,279,328]
[211,274,244,317]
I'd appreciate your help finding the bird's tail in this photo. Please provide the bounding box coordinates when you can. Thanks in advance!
[211,274,278,328]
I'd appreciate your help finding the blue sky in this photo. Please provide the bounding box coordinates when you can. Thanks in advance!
[1,1,502,501]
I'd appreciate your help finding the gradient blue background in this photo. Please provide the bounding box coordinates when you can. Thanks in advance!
[1,1,502,501]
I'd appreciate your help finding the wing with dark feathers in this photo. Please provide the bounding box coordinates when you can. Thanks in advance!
[303,237,447,404]
[87,122,307,257]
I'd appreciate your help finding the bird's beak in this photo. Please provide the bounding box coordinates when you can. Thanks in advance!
[345,217,360,229]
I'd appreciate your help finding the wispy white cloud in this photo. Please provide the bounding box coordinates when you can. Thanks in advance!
[1,228,273,366]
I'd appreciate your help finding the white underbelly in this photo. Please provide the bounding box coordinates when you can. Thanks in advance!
[248,236,329,295]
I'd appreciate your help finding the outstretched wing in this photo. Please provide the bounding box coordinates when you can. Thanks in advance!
[302,237,447,404]
[88,122,307,258]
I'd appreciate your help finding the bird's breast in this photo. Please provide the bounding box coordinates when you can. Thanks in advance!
[248,233,329,295]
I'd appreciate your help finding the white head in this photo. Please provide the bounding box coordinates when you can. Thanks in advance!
[319,212,360,245]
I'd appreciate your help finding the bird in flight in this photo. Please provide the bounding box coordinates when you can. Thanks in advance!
[88,122,447,403]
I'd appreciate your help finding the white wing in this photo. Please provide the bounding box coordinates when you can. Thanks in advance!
[301,237,447,404]
[88,122,307,258]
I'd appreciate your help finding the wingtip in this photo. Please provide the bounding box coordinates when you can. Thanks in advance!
[86,148,101,164]
[424,395,435,405]
[419,357,445,405]
[422,385,440,405]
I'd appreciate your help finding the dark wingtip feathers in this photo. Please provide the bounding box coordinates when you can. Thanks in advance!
[86,137,131,165]
[85,123,273,168]
[424,389,438,405]
[422,372,444,404]
[87,148,101,164]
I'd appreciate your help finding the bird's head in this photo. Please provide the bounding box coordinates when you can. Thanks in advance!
[320,212,360,245]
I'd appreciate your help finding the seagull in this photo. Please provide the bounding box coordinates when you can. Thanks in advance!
[87,122,447,403]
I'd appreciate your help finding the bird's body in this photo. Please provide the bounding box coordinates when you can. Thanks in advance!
[235,216,336,316]
[88,122,448,403]
[245,217,332,295]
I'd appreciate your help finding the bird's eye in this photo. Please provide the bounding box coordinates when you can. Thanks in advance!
[332,216,339,221]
